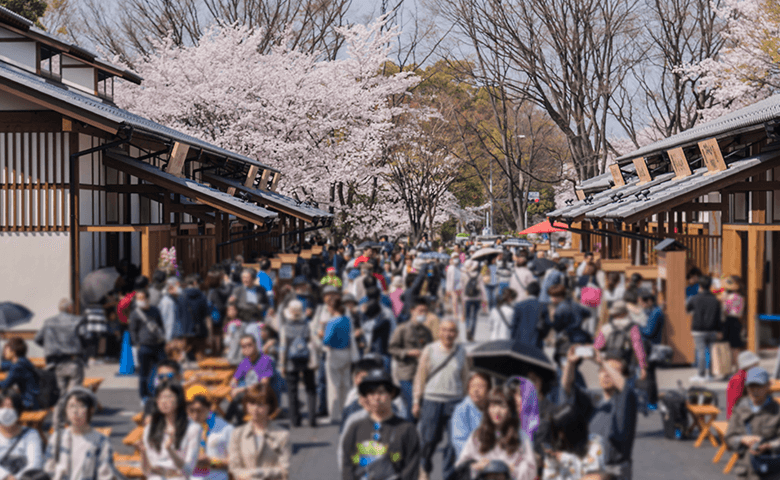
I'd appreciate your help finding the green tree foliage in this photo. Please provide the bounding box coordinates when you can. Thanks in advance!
[0,0,47,23]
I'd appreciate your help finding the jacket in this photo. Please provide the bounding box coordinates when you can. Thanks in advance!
[0,358,40,410]
[686,290,722,332]
[174,288,210,339]
[512,297,543,349]
[389,321,433,381]
[232,285,269,319]
[279,319,319,372]
[640,306,665,345]
[228,424,290,480]
[450,397,483,458]
[35,313,87,361]
[340,414,420,480]
[726,396,780,479]
[129,306,166,347]
[44,428,115,480]
[542,300,592,345]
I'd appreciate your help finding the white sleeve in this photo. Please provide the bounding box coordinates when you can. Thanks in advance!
[181,423,202,477]
[17,429,43,478]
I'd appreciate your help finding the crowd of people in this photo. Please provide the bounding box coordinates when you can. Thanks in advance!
[0,234,766,480]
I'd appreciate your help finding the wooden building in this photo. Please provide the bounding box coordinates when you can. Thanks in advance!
[0,7,331,324]
[549,96,780,360]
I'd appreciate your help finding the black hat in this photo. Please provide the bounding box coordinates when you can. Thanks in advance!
[358,368,400,398]
[477,460,510,479]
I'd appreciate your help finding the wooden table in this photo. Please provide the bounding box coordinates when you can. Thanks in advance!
[183,370,234,385]
[114,453,144,478]
[123,425,144,447]
[687,403,721,448]
[197,358,233,370]
[208,385,233,416]
[20,410,50,438]
[29,358,45,369]
[771,379,780,393]
[132,411,145,426]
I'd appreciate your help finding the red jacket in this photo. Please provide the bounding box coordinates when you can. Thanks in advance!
[726,369,747,419]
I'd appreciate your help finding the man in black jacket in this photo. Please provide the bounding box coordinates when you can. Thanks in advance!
[686,275,722,381]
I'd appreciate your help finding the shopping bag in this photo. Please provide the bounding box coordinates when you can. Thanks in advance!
[710,342,732,377]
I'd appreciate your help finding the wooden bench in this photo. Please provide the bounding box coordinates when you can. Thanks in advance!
[183,370,234,386]
[83,377,104,393]
[20,410,50,435]
[208,385,233,416]
[132,411,145,426]
[686,403,721,448]
[114,452,144,478]
[711,421,729,463]
[197,358,233,370]
[122,425,144,447]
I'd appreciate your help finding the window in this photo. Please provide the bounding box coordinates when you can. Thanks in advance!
[39,45,61,79]
[97,71,114,101]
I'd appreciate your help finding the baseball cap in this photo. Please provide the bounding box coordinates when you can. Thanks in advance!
[746,367,770,386]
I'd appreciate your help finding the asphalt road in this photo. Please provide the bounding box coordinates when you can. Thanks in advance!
[89,313,738,480]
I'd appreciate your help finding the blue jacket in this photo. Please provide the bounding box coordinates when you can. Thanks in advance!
[640,306,664,344]
[323,315,351,349]
[539,269,565,303]
[512,296,543,349]
[450,397,483,458]
[0,358,40,410]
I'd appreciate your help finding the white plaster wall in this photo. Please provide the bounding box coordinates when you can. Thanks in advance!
[0,28,36,73]
[0,232,70,330]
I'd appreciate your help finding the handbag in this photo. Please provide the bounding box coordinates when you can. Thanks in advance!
[750,451,780,478]
[580,280,602,308]
[0,428,30,475]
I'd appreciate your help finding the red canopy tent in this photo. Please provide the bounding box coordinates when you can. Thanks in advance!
[519,220,568,235]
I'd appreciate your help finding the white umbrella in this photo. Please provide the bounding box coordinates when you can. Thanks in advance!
[470,247,504,262]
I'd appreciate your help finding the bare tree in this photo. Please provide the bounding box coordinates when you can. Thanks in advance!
[437,0,640,182]
[71,0,353,67]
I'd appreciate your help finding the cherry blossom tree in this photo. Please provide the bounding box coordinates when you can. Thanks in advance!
[683,0,780,121]
[116,17,422,237]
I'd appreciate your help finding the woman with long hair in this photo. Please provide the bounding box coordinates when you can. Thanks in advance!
[456,387,537,480]
[139,381,202,480]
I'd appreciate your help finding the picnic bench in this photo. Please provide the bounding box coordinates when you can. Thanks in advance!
[183,370,233,386]
[686,403,721,448]
[208,385,233,416]
[197,358,233,370]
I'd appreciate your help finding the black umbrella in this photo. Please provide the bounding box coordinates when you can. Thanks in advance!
[356,241,382,250]
[0,303,34,330]
[469,339,557,386]
[81,267,120,305]
[529,257,556,276]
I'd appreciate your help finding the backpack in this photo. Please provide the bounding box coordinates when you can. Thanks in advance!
[604,321,637,365]
[286,323,311,365]
[464,274,480,297]
[36,368,60,409]
[659,390,689,439]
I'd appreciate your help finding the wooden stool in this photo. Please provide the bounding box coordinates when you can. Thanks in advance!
[122,425,145,447]
[711,421,729,463]
[183,370,233,386]
[197,358,233,370]
[686,403,721,448]
[132,411,145,426]
[20,410,50,438]
[207,385,233,417]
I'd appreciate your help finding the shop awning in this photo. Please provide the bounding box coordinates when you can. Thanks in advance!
[104,151,277,226]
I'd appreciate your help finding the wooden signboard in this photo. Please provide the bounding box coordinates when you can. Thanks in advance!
[667,147,692,179]
[166,142,190,178]
[632,157,652,184]
[300,250,313,259]
[698,138,728,174]
[575,189,586,201]
[609,164,625,187]
[244,166,260,188]
[277,253,298,264]
[270,258,282,270]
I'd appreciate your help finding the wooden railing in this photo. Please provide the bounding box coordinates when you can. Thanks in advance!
[173,234,216,278]
[647,234,722,276]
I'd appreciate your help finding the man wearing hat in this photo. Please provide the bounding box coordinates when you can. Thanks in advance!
[185,385,233,480]
[726,366,780,479]
[727,351,761,419]
[321,267,343,289]
[340,368,421,480]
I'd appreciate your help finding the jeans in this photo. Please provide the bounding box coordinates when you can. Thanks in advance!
[287,368,317,427]
[692,331,719,377]
[485,284,497,310]
[399,380,414,421]
[137,344,165,400]
[418,399,459,478]
[316,352,328,416]
[464,300,481,340]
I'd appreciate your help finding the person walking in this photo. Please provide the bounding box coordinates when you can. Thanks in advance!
[462,260,484,342]
[0,390,43,480]
[722,276,745,368]
[509,252,535,303]
[489,289,517,341]
[638,292,664,409]
[413,320,470,480]
[35,299,87,396]
[320,296,353,425]
[445,254,463,321]
[230,268,270,322]
[389,299,435,418]
[511,282,544,350]
[129,290,168,403]
[279,300,319,427]
[159,278,182,342]
[228,384,289,479]
[340,369,421,480]
[450,372,491,460]
[686,275,722,382]
[175,275,213,361]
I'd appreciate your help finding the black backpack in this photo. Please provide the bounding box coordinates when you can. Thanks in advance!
[464,275,480,297]
[286,323,311,365]
[659,390,689,439]
[36,368,60,409]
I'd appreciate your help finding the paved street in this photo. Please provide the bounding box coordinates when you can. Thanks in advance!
[87,313,760,479]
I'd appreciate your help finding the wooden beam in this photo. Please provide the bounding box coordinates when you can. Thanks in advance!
[698,138,728,174]
[671,202,725,212]
[667,147,692,179]
[244,166,260,188]
[632,157,652,184]
[109,184,167,194]
[270,172,281,192]
[723,181,780,192]
[258,169,271,190]
[166,142,190,178]
[62,117,73,132]
[609,164,625,187]
[69,132,80,312]
[747,229,760,352]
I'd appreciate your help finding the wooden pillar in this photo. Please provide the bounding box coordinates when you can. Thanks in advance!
[747,228,761,352]
[140,226,151,278]
[215,210,224,261]
[69,132,80,311]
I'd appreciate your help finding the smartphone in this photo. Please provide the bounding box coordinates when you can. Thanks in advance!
[575,345,595,358]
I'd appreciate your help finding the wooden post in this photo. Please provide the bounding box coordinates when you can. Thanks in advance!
[244,166,260,188]
[140,227,151,278]
[270,173,281,192]
[215,210,223,261]
[69,132,80,311]
[747,228,760,352]
[660,250,693,363]
[258,170,271,190]
[166,142,190,177]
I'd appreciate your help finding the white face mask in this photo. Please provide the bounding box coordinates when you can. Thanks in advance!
[415,314,427,323]
[0,408,18,427]
[136,300,149,310]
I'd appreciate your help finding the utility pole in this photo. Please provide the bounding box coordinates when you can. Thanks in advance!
[489,161,493,235]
